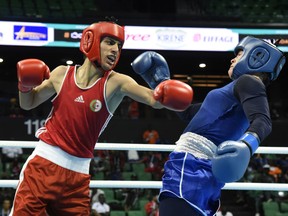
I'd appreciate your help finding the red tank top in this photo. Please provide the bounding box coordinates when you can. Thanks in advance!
[36,66,113,158]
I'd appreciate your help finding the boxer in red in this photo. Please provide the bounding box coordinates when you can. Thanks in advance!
[11,20,193,216]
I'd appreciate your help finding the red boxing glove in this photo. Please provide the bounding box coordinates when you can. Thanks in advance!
[17,59,50,93]
[153,80,193,111]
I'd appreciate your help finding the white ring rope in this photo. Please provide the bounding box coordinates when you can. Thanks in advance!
[0,180,288,191]
[0,140,288,154]
[1,140,288,191]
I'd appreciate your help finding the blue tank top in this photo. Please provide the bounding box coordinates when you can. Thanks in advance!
[183,80,249,146]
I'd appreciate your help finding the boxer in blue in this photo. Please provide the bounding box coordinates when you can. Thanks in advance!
[132,36,286,216]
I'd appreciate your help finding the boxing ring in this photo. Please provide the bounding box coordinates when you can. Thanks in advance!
[0,140,288,191]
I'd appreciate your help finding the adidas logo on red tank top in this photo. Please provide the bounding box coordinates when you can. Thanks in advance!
[74,95,85,103]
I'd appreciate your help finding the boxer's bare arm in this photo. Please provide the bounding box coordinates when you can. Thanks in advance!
[105,72,160,113]
[19,65,67,110]
[106,72,192,113]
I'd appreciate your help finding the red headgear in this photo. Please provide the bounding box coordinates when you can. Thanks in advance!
[80,22,125,71]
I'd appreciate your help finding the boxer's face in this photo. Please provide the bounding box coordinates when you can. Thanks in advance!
[228,50,243,78]
[99,36,122,71]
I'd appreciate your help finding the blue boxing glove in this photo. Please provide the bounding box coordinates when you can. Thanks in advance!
[131,51,170,89]
[212,132,260,183]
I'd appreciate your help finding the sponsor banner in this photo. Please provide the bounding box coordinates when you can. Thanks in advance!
[54,29,82,42]
[0,21,53,46]
[124,26,239,51]
[14,25,48,41]
[1,20,288,51]
[41,23,86,47]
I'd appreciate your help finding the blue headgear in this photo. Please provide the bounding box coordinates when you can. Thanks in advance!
[232,36,286,81]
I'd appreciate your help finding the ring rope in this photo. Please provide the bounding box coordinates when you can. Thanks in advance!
[0,140,288,154]
[0,180,287,191]
[1,140,288,191]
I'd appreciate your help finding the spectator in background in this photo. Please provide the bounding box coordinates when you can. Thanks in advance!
[127,149,140,163]
[0,198,11,216]
[1,146,23,173]
[128,99,140,119]
[277,155,288,175]
[92,149,110,179]
[91,194,110,216]
[9,158,22,179]
[143,151,164,181]
[0,188,14,204]
[142,125,160,144]
[216,205,233,216]
[248,164,276,216]
[275,191,288,213]
[91,188,105,206]
[267,162,282,182]
[123,174,141,215]
[107,151,126,180]
[8,97,23,118]
[252,154,269,169]
[125,140,141,172]
[145,194,159,216]
[279,169,288,183]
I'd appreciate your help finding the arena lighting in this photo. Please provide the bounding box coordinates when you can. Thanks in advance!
[0,58,3,63]
[199,63,206,68]
[66,60,73,65]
